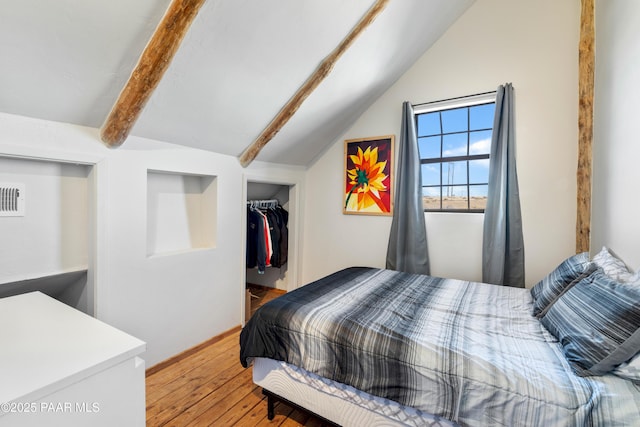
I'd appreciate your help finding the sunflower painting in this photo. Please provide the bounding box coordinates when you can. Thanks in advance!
[343,135,394,215]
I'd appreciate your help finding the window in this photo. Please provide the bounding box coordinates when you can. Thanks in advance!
[415,93,496,212]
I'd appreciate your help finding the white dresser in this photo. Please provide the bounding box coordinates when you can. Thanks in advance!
[0,292,146,427]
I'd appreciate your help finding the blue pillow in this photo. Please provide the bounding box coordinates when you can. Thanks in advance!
[541,270,640,376]
[530,252,594,317]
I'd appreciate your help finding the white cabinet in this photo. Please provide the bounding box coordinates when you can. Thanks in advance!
[0,292,146,427]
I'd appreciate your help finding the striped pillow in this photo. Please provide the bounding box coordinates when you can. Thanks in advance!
[530,252,593,317]
[592,246,634,282]
[541,270,640,376]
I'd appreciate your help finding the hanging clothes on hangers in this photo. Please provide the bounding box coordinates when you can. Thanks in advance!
[265,208,281,267]
[246,206,266,273]
[271,205,288,267]
[246,200,288,273]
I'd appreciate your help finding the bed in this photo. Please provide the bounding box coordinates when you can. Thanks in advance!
[240,256,640,426]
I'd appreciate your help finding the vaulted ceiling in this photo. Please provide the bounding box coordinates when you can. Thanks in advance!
[0,0,474,166]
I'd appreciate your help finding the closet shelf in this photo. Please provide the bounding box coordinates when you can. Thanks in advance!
[0,268,88,299]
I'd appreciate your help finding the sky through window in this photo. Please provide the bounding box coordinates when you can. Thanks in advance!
[416,100,495,211]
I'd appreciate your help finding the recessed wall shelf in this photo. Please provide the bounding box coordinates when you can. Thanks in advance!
[147,170,217,257]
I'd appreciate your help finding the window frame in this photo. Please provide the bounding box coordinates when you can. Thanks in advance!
[414,92,496,213]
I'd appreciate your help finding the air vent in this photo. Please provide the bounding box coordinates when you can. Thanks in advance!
[0,183,25,217]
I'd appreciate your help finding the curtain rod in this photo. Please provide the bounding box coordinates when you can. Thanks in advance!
[412,90,496,108]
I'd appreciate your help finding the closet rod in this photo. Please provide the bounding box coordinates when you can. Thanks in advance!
[247,199,279,208]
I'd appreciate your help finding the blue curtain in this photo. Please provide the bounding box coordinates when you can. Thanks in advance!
[386,102,430,274]
[482,84,525,287]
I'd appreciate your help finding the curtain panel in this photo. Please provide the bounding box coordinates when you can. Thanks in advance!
[386,102,430,275]
[482,83,525,287]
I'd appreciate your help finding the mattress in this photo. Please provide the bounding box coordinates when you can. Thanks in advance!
[253,357,457,427]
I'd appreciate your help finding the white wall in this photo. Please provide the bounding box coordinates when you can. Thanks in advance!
[591,1,640,271]
[302,0,580,287]
[0,112,304,367]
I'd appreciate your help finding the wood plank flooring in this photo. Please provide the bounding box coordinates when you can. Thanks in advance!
[146,285,329,426]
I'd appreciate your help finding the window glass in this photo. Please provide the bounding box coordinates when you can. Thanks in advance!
[442,186,468,210]
[416,95,494,212]
[418,136,441,159]
[417,112,441,136]
[469,103,495,130]
[469,130,492,155]
[421,164,440,186]
[442,133,467,158]
[422,187,441,210]
[441,108,467,133]
[441,161,467,186]
[470,185,488,210]
[469,159,490,184]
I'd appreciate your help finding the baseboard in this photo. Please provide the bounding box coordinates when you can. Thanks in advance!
[145,325,241,377]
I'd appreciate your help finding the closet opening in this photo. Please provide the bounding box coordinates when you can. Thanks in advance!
[244,181,297,322]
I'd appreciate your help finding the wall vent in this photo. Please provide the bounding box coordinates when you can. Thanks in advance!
[0,183,25,217]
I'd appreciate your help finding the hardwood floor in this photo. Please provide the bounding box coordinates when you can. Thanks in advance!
[246,284,286,319]
[146,285,329,426]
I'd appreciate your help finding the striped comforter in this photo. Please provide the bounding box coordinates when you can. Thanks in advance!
[240,267,640,426]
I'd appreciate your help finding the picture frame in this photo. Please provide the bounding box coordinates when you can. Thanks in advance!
[343,135,394,215]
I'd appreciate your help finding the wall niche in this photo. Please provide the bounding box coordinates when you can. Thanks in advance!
[0,156,92,314]
[147,170,217,257]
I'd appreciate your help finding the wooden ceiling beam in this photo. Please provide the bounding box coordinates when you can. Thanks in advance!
[100,0,206,148]
[576,0,594,253]
[238,0,390,168]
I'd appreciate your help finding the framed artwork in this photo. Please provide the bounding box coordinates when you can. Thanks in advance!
[343,135,394,215]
